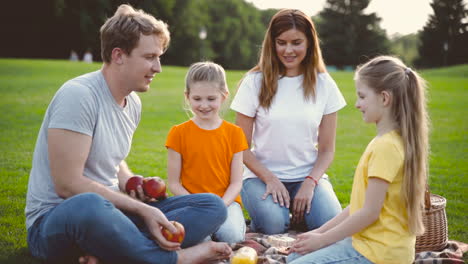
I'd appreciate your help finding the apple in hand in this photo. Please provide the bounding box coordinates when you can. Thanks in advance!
[161,221,185,243]
[125,175,144,194]
[143,177,167,199]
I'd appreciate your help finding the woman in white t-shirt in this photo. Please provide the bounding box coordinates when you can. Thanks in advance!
[231,9,346,234]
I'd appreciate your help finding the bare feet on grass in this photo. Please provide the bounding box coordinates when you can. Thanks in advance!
[177,241,232,264]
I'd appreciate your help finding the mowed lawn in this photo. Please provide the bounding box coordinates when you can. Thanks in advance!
[0,58,466,263]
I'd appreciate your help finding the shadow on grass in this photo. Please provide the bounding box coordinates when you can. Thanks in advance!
[1,247,41,264]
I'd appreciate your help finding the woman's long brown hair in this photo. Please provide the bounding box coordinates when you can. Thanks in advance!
[248,9,326,109]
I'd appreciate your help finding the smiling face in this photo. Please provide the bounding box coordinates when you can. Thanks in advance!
[121,33,164,93]
[355,80,386,124]
[186,81,226,123]
[275,28,308,76]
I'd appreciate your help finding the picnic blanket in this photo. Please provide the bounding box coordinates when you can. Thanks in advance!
[223,231,468,264]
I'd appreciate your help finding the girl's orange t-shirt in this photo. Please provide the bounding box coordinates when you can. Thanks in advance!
[165,120,248,204]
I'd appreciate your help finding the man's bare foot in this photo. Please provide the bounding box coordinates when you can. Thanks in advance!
[78,255,100,264]
[177,241,232,264]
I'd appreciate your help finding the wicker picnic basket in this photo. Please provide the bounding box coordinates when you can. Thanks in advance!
[415,189,448,252]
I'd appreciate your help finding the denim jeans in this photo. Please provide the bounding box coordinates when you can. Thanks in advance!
[212,202,246,243]
[287,237,373,263]
[27,192,227,264]
[241,177,342,234]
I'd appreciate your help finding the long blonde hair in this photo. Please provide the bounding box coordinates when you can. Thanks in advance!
[248,9,326,109]
[355,56,429,235]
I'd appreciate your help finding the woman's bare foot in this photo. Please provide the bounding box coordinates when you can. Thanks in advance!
[177,241,232,264]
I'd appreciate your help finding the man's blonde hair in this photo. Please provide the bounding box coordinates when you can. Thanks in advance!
[100,4,170,63]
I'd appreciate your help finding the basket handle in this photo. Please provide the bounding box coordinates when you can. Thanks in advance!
[424,184,431,209]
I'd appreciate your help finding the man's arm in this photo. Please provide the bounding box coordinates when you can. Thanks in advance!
[117,160,133,192]
[49,128,142,212]
[48,128,180,250]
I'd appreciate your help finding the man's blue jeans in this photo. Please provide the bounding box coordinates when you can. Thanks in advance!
[27,192,227,264]
[241,178,342,234]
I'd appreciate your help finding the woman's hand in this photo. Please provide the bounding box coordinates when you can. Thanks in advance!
[291,180,316,224]
[290,231,325,255]
[263,175,290,208]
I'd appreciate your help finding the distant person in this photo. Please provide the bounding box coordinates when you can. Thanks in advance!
[83,49,93,63]
[25,4,231,264]
[166,62,248,243]
[230,9,345,235]
[69,50,79,61]
[287,56,429,264]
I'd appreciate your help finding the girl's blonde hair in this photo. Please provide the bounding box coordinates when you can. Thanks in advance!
[355,55,429,235]
[247,9,326,109]
[185,61,229,97]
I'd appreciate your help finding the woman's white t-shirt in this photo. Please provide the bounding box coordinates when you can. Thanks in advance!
[230,72,346,182]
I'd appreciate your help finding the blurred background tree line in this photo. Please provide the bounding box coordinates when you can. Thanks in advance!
[0,0,466,69]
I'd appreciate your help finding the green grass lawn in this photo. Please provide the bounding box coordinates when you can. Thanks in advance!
[0,58,466,263]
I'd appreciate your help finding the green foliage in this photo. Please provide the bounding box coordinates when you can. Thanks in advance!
[0,59,467,263]
[316,0,390,68]
[206,0,266,69]
[390,33,420,67]
[416,0,468,68]
[0,0,271,70]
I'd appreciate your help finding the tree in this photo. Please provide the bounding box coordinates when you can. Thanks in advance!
[0,0,272,69]
[205,0,265,69]
[416,0,468,68]
[390,33,420,67]
[316,0,390,68]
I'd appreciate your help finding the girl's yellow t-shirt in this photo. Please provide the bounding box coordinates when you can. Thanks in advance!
[350,130,416,264]
[165,120,248,204]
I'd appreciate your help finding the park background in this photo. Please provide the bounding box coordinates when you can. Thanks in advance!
[0,0,467,263]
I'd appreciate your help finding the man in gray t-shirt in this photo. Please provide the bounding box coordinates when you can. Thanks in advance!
[26,4,231,264]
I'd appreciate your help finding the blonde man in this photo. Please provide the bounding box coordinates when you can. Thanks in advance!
[26,5,231,264]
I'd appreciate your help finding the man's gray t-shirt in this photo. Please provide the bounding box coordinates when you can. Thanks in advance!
[25,70,141,229]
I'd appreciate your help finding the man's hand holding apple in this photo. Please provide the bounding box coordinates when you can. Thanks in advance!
[125,175,168,202]
[137,204,182,251]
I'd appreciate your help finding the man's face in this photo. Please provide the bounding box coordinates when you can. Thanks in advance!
[121,34,164,93]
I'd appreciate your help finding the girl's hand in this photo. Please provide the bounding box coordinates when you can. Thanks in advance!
[263,175,290,208]
[290,231,325,255]
[291,180,316,224]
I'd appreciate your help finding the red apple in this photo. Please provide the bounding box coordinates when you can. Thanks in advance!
[142,177,166,199]
[161,221,185,243]
[125,175,144,194]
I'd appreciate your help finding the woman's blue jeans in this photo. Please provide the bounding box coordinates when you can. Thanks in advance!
[241,177,342,234]
[27,192,227,264]
[287,237,373,263]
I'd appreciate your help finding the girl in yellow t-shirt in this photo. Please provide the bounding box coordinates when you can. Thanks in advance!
[288,56,429,264]
[166,62,248,243]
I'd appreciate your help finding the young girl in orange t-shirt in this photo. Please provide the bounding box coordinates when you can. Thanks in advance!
[165,62,248,243]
